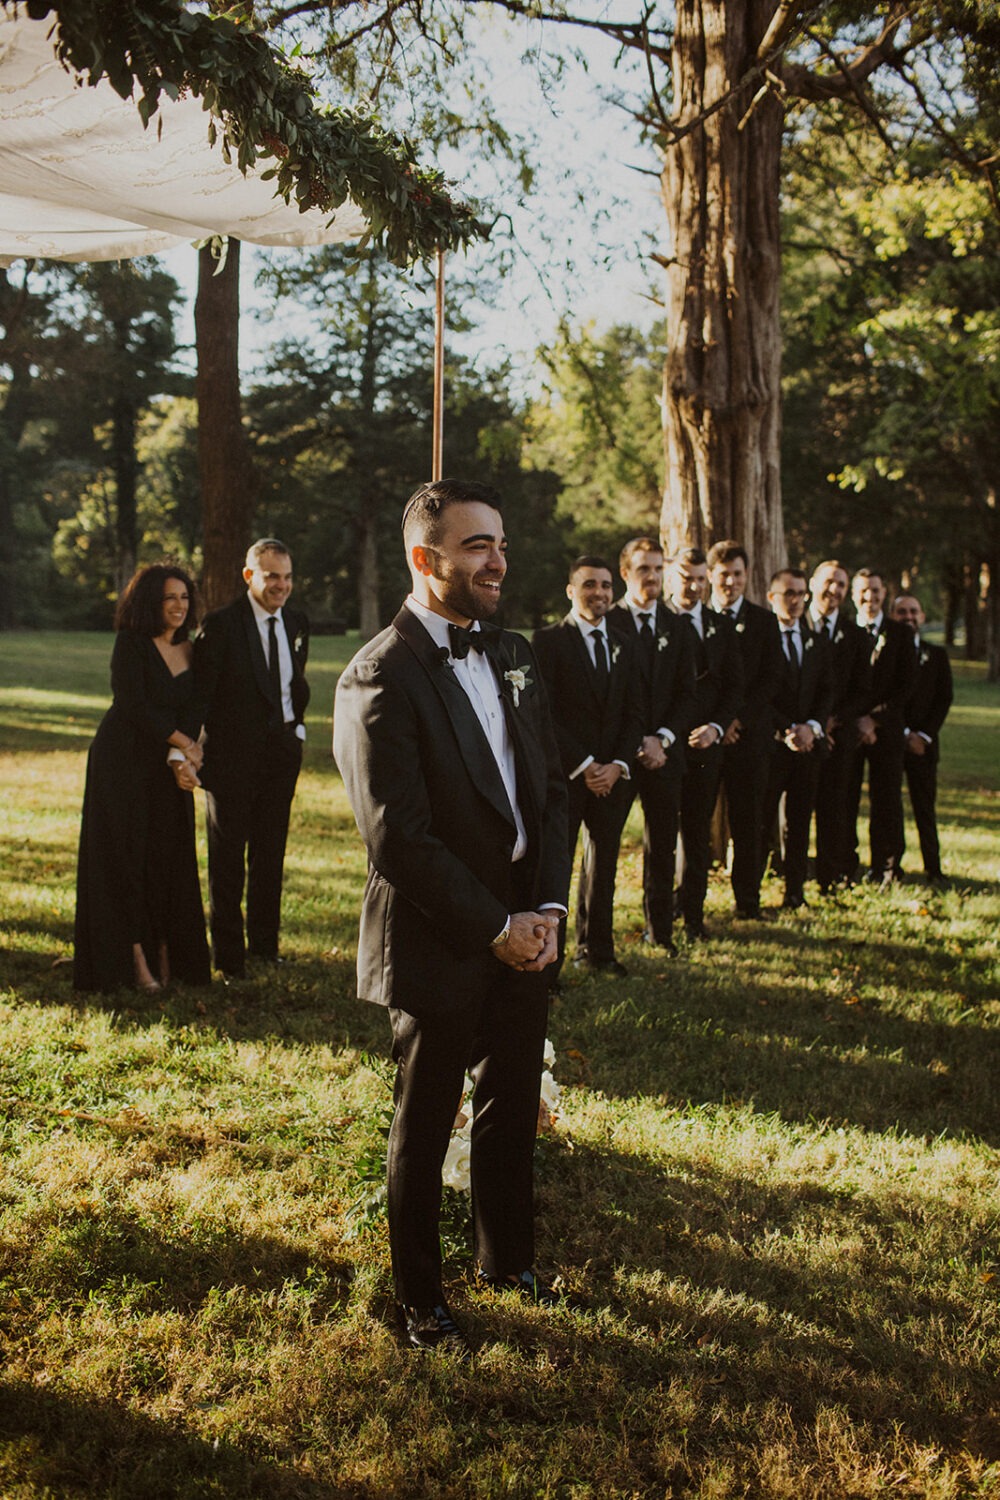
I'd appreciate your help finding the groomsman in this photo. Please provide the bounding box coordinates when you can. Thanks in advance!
[667,548,744,939]
[533,557,641,976]
[891,595,953,883]
[848,568,917,884]
[608,536,697,955]
[707,540,782,919]
[194,538,310,977]
[760,568,832,909]
[808,560,872,893]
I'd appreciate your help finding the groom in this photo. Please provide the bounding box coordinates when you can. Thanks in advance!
[333,478,569,1357]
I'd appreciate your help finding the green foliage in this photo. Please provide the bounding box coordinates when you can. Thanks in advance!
[7,0,487,265]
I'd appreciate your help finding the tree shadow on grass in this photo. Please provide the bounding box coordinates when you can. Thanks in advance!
[527,1137,1000,1469]
[0,1378,351,1499]
[554,935,1000,1145]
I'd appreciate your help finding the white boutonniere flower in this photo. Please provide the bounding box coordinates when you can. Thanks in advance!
[657,633,669,652]
[803,635,814,653]
[834,628,844,645]
[872,634,886,662]
[705,621,717,640]
[735,621,746,634]
[293,633,305,654]
[919,648,930,666]
[610,641,622,666]
[504,667,530,707]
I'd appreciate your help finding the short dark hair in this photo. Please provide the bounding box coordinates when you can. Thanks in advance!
[672,546,707,568]
[619,536,663,572]
[568,554,613,582]
[401,478,503,549]
[115,563,198,640]
[769,566,807,590]
[245,538,290,570]
[707,540,747,569]
[853,567,883,587]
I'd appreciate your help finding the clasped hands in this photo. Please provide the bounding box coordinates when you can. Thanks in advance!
[494,911,561,973]
[583,760,623,797]
[171,738,204,791]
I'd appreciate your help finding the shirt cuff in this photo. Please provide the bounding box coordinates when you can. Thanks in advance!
[569,755,594,779]
[613,759,631,780]
[166,749,186,764]
[656,728,675,747]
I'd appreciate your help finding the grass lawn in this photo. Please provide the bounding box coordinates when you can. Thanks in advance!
[1,630,998,1499]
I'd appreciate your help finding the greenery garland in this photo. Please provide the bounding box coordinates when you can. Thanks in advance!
[5,0,488,265]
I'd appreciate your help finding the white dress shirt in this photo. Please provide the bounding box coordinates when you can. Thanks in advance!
[248,591,305,739]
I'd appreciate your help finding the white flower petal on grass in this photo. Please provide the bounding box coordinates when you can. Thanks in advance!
[543,1037,556,1070]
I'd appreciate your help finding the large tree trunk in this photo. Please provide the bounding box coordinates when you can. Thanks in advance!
[196,240,256,611]
[660,0,785,602]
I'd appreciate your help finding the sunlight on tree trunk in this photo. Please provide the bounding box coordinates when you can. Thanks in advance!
[660,0,785,597]
[196,240,256,610]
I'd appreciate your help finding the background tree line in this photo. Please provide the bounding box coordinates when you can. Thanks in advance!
[0,0,997,668]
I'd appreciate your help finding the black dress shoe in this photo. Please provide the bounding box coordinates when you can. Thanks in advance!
[592,959,628,978]
[397,1301,471,1358]
[734,905,762,920]
[781,894,808,910]
[685,922,709,941]
[476,1269,562,1307]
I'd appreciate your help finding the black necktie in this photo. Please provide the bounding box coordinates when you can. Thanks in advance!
[591,628,609,689]
[267,615,282,701]
[783,629,800,668]
[448,623,497,660]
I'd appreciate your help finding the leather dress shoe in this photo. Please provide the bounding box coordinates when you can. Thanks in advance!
[734,905,762,920]
[685,922,710,941]
[397,1301,471,1358]
[476,1269,562,1307]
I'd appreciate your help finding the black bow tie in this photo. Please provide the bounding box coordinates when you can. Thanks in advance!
[448,622,498,660]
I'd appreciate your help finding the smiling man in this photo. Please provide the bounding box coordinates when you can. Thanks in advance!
[333,479,570,1358]
[533,556,641,977]
[194,538,310,979]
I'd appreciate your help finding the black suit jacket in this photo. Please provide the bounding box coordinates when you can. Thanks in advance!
[770,623,833,741]
[607,599,698,756]
[332,606,570,1017]
[666,603,744,749]
[194,594,310,794]
[863,615,917,735]
[905,640,953,743]
[725,598,782,747]
[532,615,642,775]
[811,612,871,738]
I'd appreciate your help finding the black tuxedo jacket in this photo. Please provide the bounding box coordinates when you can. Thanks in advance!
[532,615,642,775]
[725,598,782,745]
[905,641,953,742]
[862,615,917,735]
[666,603,744,745]
[607,599,698,754]
[811,613,871,735]
[195,595,310,793]
[770,623,833,740]
[332,606,570,1017]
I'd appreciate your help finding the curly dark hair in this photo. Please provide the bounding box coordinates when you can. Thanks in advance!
[114,564,198,640]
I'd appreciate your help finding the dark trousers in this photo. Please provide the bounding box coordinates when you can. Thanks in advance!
[761,744,823,903]
[387,968,548,1305]
[901,744,943,876]
[625,762,682,944]
[814,728,859,889]
[204,727,302,973]
[720,739,769,911]
[679,749,723,929]
[848,735,905,879]
[566,776,631,965]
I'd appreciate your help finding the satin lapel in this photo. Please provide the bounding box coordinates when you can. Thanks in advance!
[393,608,516,832]
[241,598,276,707]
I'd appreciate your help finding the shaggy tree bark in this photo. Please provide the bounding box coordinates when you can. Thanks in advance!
[660,0,786,597]
[196,240,257,610]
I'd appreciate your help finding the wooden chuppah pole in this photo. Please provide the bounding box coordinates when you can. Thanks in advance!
[432,246,445,480]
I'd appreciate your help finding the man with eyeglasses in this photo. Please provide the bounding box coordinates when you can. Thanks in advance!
[759,568,832,911]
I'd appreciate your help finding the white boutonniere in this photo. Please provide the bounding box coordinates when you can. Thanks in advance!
[919,648,930,667]
[872,633,886,662]
[834,628,844,645]
[803,635,814,653]
[657,633,669,652]
[610,641,622,666]
[503,667,530,707]
[293,633,305,655]
[705,621,717,641]
[735,621,746,634]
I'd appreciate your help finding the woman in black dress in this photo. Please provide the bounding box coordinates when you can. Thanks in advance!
[74,564,211,993]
